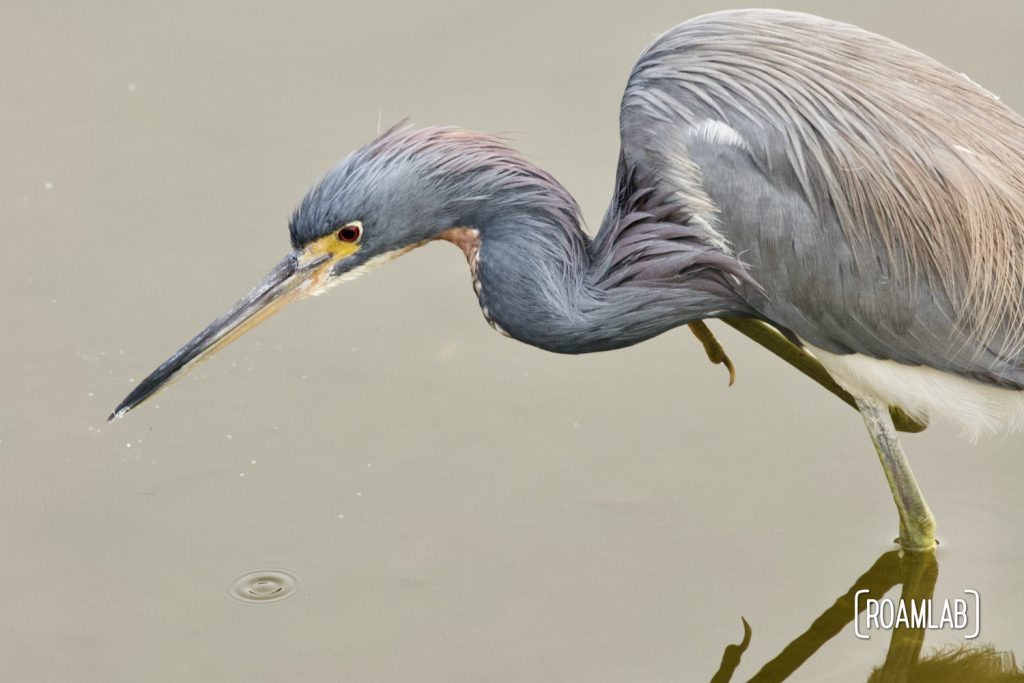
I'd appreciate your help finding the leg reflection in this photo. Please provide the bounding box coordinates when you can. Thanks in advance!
[708,550,1022,682]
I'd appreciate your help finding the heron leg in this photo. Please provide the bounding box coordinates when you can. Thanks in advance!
[855,397,936,551]
[721,318,927,433]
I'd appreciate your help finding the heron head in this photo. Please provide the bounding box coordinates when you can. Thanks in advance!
[109,125,537,419]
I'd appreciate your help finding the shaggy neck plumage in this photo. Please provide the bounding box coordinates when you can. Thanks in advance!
[289,125,755,353]
[465,167,753,354]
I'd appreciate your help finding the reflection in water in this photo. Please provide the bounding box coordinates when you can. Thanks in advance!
[710,550,1024,682]
[867,645,1024,682]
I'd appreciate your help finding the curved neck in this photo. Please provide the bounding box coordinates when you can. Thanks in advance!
[456,176,753,354]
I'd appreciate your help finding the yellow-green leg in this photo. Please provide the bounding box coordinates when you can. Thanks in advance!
[856,397,936,551]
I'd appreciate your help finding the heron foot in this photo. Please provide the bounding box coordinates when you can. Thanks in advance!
[893,533,940,549]
[688,321,736,386]
[895,513,937,552]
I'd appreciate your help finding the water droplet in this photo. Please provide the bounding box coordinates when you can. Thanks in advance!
[228,569,299,603]
[43,181,53,190]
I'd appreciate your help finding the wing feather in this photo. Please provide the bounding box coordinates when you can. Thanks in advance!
[621,9,1024,363]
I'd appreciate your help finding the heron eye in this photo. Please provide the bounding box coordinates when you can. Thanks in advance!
[336,222,362,243]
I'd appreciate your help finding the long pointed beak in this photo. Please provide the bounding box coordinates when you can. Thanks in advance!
[110,248,339,421]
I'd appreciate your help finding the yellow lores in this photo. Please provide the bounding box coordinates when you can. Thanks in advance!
[297,221,364,294]
[206,221,364,356]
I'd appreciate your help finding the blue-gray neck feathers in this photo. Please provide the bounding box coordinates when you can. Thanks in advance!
[289,126,754,353]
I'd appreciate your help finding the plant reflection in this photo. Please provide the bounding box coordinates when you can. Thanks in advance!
[710,550,1023,682]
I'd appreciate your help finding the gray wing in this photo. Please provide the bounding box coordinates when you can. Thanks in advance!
[689,130,1024,388]
[618,9,1024,388]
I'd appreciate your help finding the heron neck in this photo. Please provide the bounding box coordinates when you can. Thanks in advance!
[467,206,750,354]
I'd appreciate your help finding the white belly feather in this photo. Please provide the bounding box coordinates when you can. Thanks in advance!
[805,344,1024,441]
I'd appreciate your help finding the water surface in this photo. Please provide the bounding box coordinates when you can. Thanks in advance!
[2,1,1023,680]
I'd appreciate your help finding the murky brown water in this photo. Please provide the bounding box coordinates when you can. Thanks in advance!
[3,1,1024,681]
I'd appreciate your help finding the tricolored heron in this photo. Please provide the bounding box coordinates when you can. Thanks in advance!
[112,9,1024,552]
